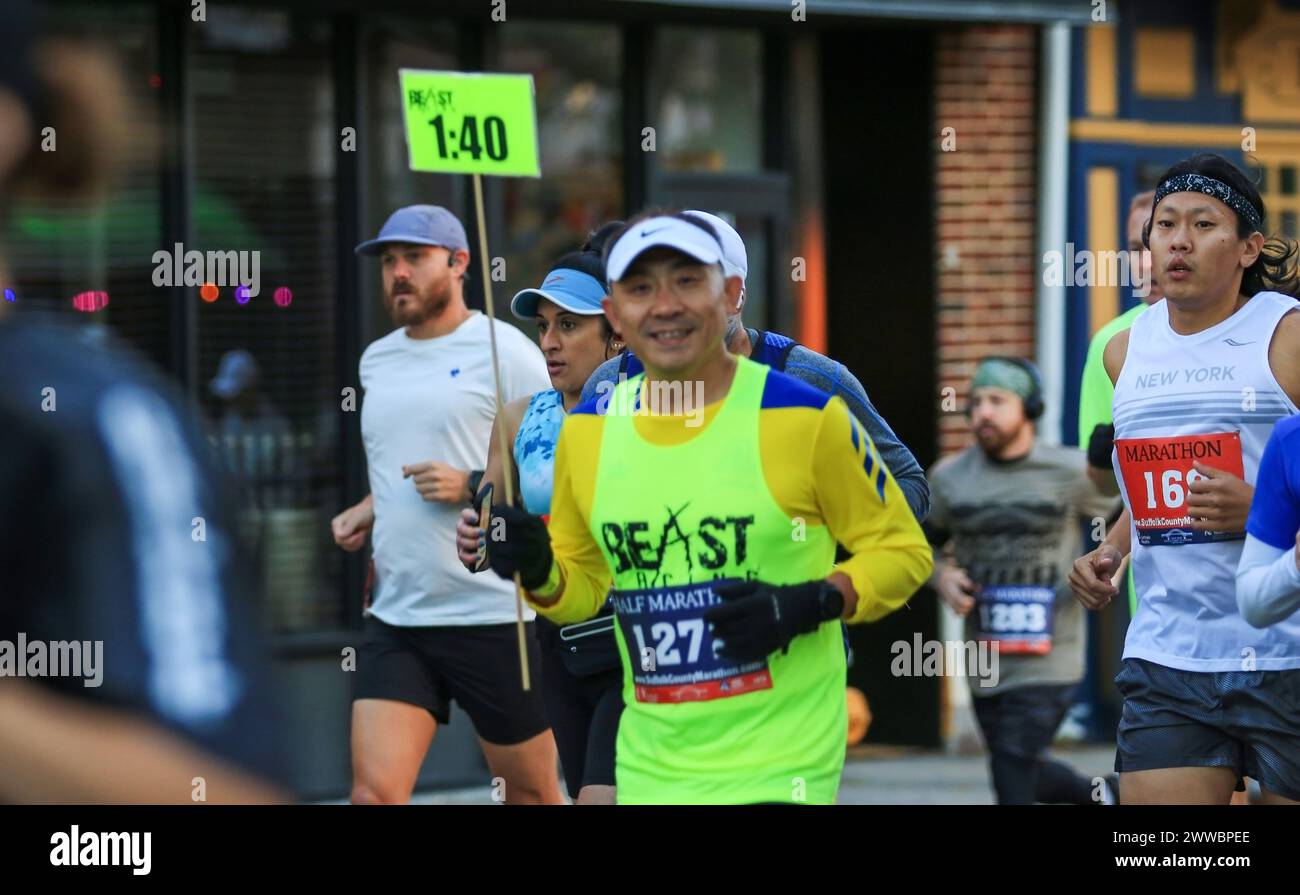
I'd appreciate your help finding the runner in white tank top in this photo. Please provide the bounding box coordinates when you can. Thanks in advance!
[1070,154,1300,806]
[1114,291,1300,668]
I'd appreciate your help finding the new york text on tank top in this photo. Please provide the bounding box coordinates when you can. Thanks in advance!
[1130,365,1238,389]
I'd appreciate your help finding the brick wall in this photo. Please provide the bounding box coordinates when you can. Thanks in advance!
[934,25,1039,457]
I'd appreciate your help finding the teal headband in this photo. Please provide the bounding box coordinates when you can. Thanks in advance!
[972,358,1035,402]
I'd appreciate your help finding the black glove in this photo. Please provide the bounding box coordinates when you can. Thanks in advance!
[485,504,553,590]
[1087,423,1115,470]
[703,579,843,663]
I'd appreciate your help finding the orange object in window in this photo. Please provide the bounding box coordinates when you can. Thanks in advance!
[846,686,872,746]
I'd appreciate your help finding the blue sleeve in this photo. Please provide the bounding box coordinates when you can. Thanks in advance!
[784,347,931,521]
[579,354,624,409]
[1246,421,1300,550]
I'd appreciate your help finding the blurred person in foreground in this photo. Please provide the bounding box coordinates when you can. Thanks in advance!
[0,3,288,803]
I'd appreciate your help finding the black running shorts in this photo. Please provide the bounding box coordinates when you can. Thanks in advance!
[353,615,549,746]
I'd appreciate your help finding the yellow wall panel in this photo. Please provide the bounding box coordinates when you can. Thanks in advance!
[1134,28,1196,99]
[1087,167,1120,337]
[1086,25,1118,118]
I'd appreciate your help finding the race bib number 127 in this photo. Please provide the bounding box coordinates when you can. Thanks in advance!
[1115,431,1244,546]
[611,580,772,704]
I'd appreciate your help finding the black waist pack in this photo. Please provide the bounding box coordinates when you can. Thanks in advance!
[556,607,620,678]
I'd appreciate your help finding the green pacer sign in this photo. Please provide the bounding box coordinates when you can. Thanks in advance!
[399,69,541,177]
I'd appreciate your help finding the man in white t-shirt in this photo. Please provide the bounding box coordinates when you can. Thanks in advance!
[332,205,560,804]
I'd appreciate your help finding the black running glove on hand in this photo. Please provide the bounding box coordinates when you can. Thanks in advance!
[486,504,553,590]
[1087,423,1116,470]
[704,579,843,663]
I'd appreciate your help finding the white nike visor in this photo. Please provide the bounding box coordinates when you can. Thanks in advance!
[605,215,725,283]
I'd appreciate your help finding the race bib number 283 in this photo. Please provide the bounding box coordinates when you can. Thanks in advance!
[975,585,1054,655]
[1115,431,1244,546]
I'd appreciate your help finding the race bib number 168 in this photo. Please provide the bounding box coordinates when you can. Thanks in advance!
[1114,431,1244,546]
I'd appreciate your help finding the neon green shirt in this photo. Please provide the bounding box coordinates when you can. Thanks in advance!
[1078,302,1147,615]
[1078,303,1147,443]
[530,356,932,803]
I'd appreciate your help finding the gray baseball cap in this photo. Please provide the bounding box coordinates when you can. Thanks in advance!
[355,205,469,256]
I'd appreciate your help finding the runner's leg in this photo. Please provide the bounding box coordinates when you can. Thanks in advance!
[538,642,594,801]
[479,731,566,804]
[576,670,622,805]
[350,699,437,804]
[576,783,616,804]
[987,752,1035,804]
[1034,756,1098,804]
[433,622,565,804]
[976,684,1091,804]
[1119,767,1238,805]
[1026,684,1096,805]
[350,617,446,804]
[1258,788,1300,805]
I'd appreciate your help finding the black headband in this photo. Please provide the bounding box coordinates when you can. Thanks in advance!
[1153,173,1262,232]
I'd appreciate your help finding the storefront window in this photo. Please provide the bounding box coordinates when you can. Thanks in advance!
[3,4,166,370]
[189,8,343,633]
[494,23,623,302]
[363,18,459,342]
[651,28,762,173]
[1250,156,1300,242]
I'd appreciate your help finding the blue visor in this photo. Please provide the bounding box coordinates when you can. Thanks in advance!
[510,268,607,319]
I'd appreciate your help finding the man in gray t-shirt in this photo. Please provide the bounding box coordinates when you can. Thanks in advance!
[925,357,1115,805]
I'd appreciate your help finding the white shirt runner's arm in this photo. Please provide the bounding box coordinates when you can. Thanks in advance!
[1235,533,1300,628]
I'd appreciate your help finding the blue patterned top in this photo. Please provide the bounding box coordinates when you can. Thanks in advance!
[514,388,566,516]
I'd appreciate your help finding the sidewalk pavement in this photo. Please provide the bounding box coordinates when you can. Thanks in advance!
[355,743,1119,805]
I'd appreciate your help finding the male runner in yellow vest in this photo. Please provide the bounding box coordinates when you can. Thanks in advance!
[485,210,931,804]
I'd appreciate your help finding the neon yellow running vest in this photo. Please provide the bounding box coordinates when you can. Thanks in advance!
[591,355,846,804]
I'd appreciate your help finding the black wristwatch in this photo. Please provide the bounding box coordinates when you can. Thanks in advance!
[817,580,845,622]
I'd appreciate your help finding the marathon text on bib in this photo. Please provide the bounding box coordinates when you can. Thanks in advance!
[974,585,1054,655]
[612,579,772,704]
[1115,431,1244,546]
